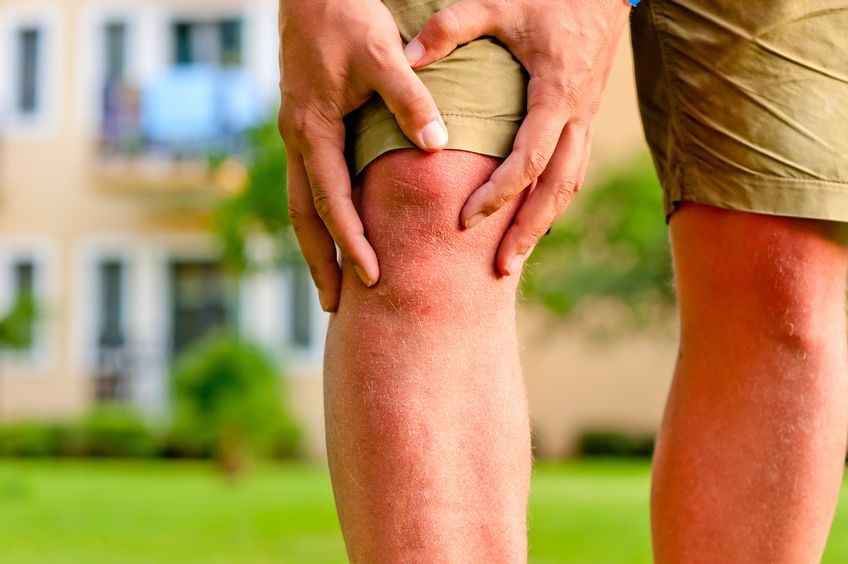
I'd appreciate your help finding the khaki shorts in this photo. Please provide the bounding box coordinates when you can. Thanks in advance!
[348,0,848,222]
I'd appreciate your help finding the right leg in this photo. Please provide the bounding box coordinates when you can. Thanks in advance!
[324,149,531,563]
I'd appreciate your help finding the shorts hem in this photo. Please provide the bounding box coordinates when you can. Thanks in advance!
[352,114,519,176]
[664,170,848,223]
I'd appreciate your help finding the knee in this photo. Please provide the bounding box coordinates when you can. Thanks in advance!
[672,203,848,355]
[344,149,521,319]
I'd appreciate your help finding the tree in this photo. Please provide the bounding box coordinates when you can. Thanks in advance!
[170,332,298,477]
[521,155,675,325]
[214,119,297,272]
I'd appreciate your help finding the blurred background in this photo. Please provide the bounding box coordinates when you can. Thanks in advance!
[0,1,846,563]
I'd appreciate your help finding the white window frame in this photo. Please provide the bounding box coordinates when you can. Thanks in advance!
[76,1,143,135]
[0,2,62,139]
[0,236,57,372]
[73,240,135,377]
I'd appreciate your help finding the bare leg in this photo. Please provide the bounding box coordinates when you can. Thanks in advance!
[653,202,848,563]
[324,150,531,563]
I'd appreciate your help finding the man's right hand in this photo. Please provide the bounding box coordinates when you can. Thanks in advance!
[278,0,448,312]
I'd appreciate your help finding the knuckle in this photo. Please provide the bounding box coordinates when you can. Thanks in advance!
[311,189,334,220]
[287,203,309,229]
[522,148,549,182]
[285,106,314,140]
[552,179,577,209]
[363,34,393,69]
[516,220,550,245]
[527,223,550,242]
[553,81,581,110]
[426,8,459,43]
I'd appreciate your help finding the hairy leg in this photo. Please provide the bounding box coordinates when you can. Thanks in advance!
[324,150,531,563]
[653,202,848,563]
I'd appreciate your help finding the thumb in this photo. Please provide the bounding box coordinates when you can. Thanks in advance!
[403,0,496,68]
[371,52,448,152]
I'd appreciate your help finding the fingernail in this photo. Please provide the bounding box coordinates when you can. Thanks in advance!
[506,254,526,276]
[404,39,425,66]
[464,212,487,230]
[354,265,375,287]
[420,119,448,150]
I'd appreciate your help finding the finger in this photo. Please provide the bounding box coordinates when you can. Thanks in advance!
[370,50,448,152]
[576,125,593,190]
[286,148,341,312]
[496,122,590,276]
[461,74,578,229]
[299,135,380,288]
[403,0,497,68]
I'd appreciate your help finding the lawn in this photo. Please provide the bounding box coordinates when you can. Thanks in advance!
[2,459,848,563]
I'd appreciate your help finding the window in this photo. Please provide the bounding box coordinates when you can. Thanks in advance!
[290,267,312,349]
[98,260,125,348]
[172,19,243,66]
[16,28,41,115]
[104,22,128,82]
[13,260,34,299]
[170,261,236,355]
[8,259,37,350]
[95,259,130,401]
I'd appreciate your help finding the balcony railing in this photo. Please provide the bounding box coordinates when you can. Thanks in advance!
[96,65,264,194]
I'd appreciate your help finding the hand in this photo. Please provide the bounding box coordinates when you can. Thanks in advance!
[404,0,630,276]
[279,0,448,311]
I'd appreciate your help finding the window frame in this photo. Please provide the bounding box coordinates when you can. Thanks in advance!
[0,240,54,371]
[0,4,61,137]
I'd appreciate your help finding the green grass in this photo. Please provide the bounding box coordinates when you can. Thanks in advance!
[1,459,848,562]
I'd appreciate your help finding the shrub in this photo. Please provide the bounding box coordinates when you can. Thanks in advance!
[577,430,655,458]
[77,403,158,458]
[0,422,71,457]
[269,416,303,460]
[170,332,299,474]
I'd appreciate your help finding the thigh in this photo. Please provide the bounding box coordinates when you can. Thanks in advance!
[632,0,848,222]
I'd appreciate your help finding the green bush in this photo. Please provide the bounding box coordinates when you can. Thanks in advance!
[0,405,157,459]
[270,416,303,460]
[0,422,71,457]
[77,404,158,458]
[171,332,300,473]
[577,430,655,459]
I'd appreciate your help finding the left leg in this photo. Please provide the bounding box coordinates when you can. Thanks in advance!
[652,203,848,562]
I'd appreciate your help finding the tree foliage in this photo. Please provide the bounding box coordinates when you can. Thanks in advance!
[521,155,675,323]
[214,119,297,271]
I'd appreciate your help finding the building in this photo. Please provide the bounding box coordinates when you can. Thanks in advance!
[0,0,676,459]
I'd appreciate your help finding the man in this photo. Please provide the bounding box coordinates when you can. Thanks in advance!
[278,0,848,561]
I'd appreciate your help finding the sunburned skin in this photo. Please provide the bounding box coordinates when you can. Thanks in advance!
[323,149,532,563]
[653,203,848,563]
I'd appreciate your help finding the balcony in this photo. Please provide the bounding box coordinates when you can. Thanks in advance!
[95,65,263,195]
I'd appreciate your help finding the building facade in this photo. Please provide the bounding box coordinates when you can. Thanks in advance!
[0,0,676,459]
[0,0,329,454]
